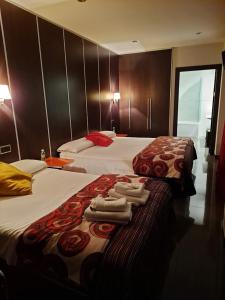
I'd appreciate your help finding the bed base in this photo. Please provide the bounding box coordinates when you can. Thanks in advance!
[0,233,175,300]
[0,259,88,300]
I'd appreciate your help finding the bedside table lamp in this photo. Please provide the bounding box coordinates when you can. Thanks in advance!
[0,84,11,105]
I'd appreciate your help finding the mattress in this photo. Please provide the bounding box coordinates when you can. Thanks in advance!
[60,137,155,175]
[60,136,197,196]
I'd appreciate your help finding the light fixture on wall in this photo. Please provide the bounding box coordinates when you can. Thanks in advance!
[0,84,11,105]
[113,92,120,103]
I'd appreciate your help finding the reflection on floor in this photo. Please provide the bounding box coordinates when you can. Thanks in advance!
[189,138,207,225]
[161,144,225,300]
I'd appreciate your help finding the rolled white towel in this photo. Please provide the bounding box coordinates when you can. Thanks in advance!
[84,203,132,225]
[114,182,144,197]
[108,189,150,206]
[90,196,127,212]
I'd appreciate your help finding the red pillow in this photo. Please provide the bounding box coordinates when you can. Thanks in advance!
[85,132,113,147]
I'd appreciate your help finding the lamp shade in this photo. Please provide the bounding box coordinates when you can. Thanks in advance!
[0,85,11,100]
[113,92,120,102]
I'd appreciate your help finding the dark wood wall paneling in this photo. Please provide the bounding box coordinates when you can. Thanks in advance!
[129,52,150,137]
[0,1,119,162]
[64,31,87,139]
[98,46,111,130]
[150,50,171,137]
[119,49,172,137]
[110,52,120,132]
[83,39,101,132]
[0,1,49,159]
[119,54,133,135]
[0,21,18,163]
[38,18,70,155]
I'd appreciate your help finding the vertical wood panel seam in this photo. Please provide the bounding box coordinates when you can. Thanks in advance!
[97,45,101,130]
[82,39,89,134]
[63,29,73,141]
[36,16,52,156]
[109,51,112,130]
[0,8,21,160]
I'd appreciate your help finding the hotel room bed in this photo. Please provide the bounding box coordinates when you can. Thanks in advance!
[60,136,197,196]
[61,137,153,174]
[0,163,174,299]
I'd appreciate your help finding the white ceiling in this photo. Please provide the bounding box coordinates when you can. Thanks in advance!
[8,0,225,54]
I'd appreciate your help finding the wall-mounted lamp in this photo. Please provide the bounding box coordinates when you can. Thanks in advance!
[0,85,11,105]
[113,92,120,103]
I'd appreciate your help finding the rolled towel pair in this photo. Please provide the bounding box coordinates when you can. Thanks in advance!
[114,182,144,197]
[90,195,127,212]
[108,188,150,206]
[84,203,132,225]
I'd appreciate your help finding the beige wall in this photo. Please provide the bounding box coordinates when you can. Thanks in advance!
[169,42,225,155]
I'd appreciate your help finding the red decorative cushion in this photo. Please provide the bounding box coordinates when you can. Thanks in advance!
[85,132,113,147]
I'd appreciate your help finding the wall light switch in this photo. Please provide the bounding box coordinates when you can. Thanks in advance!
[0,144,11,155]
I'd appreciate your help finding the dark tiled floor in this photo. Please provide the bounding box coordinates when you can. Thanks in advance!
[161,153,225,300]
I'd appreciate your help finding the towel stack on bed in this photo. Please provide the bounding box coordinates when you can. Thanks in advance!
[84,196,132,224]
[109,182,150,206]
[84,182,150,224]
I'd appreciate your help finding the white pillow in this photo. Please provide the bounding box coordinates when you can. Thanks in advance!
[100,131,116,138]
[11,159,47,174]
[57,138,94,153]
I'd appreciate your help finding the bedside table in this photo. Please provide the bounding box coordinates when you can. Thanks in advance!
[45,157,73,169]
[116,133,128,137]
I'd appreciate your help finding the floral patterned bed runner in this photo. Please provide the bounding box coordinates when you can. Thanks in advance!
[133,136,192,179]
[17,174,147,286]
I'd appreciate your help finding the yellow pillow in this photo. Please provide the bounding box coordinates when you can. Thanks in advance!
[0,162,32,196]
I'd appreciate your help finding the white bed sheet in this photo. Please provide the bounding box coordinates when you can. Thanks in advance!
[0,168,98,264]
[60,137,154,175]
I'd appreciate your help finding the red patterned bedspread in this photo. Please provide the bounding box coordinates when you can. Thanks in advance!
[133,136,195,179]
[16,175,173,299]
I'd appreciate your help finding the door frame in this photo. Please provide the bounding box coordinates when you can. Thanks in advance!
[173,64,222,155]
